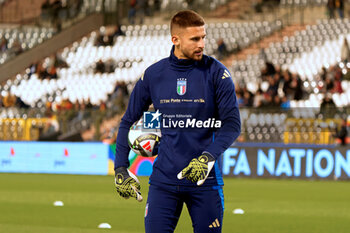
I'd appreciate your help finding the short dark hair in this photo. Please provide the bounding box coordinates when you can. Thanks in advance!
[170,10,205,34]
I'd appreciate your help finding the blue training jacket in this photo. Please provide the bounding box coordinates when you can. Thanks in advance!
[115,46,241,186]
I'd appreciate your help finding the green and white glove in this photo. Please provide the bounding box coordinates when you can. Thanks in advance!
[115,167,143,202]
[177,152,215,186]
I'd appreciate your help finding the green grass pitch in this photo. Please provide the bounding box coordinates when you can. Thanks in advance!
[0,173,349,233]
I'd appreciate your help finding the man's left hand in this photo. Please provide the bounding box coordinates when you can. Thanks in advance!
[177,152,215,186]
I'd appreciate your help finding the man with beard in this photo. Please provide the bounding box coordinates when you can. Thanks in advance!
[114,10,241,233]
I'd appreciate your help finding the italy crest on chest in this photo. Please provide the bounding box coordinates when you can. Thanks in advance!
[177,78,187,96]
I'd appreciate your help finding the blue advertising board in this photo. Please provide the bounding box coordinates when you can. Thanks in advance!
[223,143,350,180]
[1,141,349,179]
[0,142,109,175]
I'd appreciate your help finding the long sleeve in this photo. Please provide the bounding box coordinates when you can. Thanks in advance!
[114,75,152,170]
[204,68,241,159]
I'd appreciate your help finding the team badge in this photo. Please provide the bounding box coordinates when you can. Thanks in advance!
[177,78,187,95]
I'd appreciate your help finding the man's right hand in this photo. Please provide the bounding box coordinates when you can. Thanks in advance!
[115,167,143,202]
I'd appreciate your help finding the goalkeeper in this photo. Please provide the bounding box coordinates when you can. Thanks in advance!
[114,10,241,233]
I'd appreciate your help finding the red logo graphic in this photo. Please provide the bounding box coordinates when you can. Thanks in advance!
[142,141,152,152]
[10,147,15,156]
[64,148,69,157]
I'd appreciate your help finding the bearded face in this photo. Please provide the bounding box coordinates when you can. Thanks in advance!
[172,26,206,61]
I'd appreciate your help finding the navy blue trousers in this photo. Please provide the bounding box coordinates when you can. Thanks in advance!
[144,183,224,233]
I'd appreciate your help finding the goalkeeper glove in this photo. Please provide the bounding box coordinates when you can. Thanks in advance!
[115,167,143,202]
[177,152,215,186]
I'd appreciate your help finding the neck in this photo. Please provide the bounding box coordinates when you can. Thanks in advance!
[173,46,188,60]
[169,46,197,70]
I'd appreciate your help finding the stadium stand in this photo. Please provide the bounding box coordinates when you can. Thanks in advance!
[280,0,328,7]
[0,0,349,144]
[0,18,282,141]
[232,18,350,110]
[0,26,56,65]
[1,19,281,107]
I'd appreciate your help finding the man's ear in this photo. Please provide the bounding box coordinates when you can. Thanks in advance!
[172,35,180,46]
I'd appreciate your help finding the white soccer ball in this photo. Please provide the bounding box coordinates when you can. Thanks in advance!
[128,118,161,157]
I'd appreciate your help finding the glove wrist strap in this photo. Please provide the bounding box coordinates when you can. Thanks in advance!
[202,151,215,161]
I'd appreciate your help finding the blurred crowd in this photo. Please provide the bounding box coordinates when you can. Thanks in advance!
[0,38,23,56]
[28,53,68,80]
[327,0,345,19]
[0,91,29,109]
[236,62,301,109]
[128,0,161,24]
[41,0,84,30]
[1,48,130,142]
[94,57,142,74]
[95,25,125,46]
[236,57,348,110]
